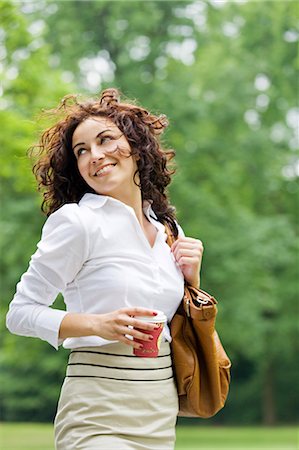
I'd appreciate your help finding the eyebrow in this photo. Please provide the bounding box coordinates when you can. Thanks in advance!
[72,129,113,151]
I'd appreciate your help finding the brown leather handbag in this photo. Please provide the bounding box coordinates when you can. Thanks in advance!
[165,225,231,418]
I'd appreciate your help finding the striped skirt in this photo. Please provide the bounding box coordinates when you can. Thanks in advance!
[54,341,179,449]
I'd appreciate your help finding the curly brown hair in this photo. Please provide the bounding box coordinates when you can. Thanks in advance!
[30,87,179,236]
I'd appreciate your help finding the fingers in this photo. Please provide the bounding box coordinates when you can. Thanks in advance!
[174,248,202,258]
[171,238,203,260]
[121,307,157,317]
[118,326,153,349]
[118,335,142,349]
[127,317,157,331]
[170,238,204,286]
[120,326,154,342]
[119,319,157,340]
[108,310,159,349]
[176,256,200,267]
[115,310,158,331]
[171,237,203,253]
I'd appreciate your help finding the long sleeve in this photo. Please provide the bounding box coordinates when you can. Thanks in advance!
[6,204,89,349]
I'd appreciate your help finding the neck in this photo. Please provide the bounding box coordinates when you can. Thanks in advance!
[108,187,148,228]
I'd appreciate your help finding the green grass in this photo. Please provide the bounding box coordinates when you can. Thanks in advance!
[0,423,54,450]
[0,423,298,450]
[176,426,298,450]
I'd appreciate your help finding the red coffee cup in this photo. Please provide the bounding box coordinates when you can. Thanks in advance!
[133,310,167,358]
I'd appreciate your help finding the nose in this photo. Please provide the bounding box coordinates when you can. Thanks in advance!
[90,144,105,164]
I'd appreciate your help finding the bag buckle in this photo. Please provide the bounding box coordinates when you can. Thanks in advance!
[195,295,210,305]
[185,298,191,317]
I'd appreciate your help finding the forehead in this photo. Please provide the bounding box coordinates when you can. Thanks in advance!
[72,116,119,142]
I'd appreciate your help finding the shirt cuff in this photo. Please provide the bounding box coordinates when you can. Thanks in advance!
[35,308,68,350]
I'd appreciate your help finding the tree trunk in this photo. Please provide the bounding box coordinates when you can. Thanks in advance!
[262,360,276,425]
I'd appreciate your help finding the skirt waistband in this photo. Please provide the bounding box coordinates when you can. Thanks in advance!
[66,341,173,382]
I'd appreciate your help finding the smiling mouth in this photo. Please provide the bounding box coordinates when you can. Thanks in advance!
[94,164,117,177]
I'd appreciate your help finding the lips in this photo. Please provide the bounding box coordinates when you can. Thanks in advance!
[93,163,116,177]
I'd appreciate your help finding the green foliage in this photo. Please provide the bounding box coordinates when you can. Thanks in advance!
[38,0,192,87]
[1,0,298,424]
[0,1,74,422]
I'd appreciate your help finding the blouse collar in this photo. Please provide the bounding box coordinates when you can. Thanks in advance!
[79,193,158,221]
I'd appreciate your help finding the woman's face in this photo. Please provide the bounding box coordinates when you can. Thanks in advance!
[72,116,140,200]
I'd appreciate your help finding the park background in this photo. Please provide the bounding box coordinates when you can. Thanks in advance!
[0,0,298,449]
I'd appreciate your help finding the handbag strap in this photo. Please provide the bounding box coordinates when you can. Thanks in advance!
[164,222,176,247]
[164,222,218,320]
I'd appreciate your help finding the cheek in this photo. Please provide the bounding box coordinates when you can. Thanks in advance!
[77,159,88,177]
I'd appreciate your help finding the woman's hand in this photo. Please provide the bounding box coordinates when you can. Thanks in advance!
[171,237,204,288]
[90,307,158,349]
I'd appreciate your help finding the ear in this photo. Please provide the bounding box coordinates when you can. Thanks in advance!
[132,152,140,162]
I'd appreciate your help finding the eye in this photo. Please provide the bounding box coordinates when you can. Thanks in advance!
[100,136,112,144]
[77,148,87,157]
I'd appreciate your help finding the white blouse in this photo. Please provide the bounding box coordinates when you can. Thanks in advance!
[6,193,185,350]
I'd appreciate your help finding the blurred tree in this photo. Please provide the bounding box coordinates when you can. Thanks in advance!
[0,0,74,421]
[1,0,298,424]
[162,1,299,425]
[35,0,194,89]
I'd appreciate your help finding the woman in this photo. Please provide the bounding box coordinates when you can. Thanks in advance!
[6,88,204,449]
